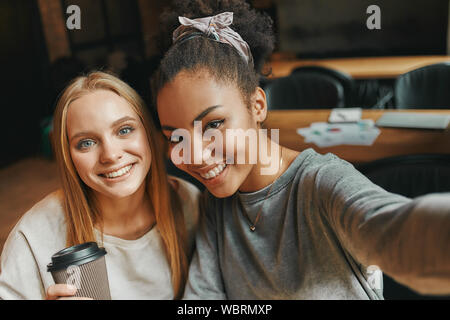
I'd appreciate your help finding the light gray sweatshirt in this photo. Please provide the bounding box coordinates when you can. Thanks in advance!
[183,148,450,299]
[0,177,200,300]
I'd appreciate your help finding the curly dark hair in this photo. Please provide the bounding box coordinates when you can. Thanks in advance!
[151,0,275,113]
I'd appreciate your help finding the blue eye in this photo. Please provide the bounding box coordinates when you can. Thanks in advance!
[118,126,134,136]
[77,139,95,150]
[205,119,224,130]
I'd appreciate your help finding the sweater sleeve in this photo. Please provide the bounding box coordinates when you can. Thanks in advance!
[0,228,46,300]
[312,154,450,295]
[183,191,227,300]
[0,191,68,300]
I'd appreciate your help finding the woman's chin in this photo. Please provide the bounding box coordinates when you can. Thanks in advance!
[208,188,234,198]
[97,187,139,200]
[204,180,240,198]
[91,180,145,200]
[198,164,248,198]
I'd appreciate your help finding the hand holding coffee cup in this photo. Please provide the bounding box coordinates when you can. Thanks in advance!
[45,283,91,300]
[47,242,111,300]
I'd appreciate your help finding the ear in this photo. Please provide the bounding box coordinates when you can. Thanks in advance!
[250,87,268,124]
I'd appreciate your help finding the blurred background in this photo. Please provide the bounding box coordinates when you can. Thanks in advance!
[1,0,449,166]
[0,0,449,299]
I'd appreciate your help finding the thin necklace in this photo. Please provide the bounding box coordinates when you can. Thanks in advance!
[240,147,283,232]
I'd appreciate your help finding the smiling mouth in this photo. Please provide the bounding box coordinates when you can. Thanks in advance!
[100,164,134,179]
[199,163,227,180]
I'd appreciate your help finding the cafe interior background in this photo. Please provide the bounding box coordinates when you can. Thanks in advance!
[1,0,449,299]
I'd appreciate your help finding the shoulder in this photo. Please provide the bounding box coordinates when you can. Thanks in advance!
[169,176,201,232]
[15,190,65,228]
[169,176,202,211]
[6,190,67,248]
[293,148,357,182]
[0,190,67,299]
[16,190,66,232]
[299,148,350,170]
[169,176,202,202]
[1,189,67,262]
[295,149,391,203]
[277,148,373,203]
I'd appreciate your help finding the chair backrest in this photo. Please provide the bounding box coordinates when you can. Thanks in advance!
[357,153,450,198]
[292,66,355,106]
[264,71,345,110]
[395,62,450,109]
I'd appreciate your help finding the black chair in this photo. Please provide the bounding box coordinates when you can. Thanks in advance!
[357,154,450,198]
[264,66,354,110]
[264,72,343,110]
[356,154,450,299]
[395,62,450,109]
[292,66,355,106]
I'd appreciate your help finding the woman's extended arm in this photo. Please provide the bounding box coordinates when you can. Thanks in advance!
[314,155,450,295]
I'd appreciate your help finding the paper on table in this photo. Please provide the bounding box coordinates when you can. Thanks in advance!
[296,120,380,147]
[328,108,362,123]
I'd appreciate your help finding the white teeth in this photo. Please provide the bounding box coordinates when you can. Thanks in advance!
[200,164,227,180]
[104,164,132,179]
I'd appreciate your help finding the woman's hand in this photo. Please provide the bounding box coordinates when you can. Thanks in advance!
[45,284,93,300]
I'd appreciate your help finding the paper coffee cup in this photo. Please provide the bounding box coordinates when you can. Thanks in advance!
[47,242,111,300]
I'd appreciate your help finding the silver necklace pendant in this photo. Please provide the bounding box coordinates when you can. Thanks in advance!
[250,225,256,232]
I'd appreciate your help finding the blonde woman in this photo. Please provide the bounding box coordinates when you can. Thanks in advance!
[0,71,200,299]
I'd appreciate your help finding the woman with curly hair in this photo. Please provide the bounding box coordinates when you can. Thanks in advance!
[151,0,450,300]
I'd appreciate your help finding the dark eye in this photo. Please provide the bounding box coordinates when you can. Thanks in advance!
[118,126,134,136]
[205,119,224,131]
[169,135,184,144]
[77,139,95,150]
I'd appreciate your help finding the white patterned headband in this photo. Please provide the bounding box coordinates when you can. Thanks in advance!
[172,11,254,68]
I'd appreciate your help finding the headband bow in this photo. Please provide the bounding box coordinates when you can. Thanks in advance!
[172,12,254,68]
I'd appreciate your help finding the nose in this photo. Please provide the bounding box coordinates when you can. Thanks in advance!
[99,138,123,163]
[193,132,224,166]
[169,131,223,167]
[202,143,224,166]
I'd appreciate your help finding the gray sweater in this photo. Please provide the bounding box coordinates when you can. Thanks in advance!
[183,148,450,299]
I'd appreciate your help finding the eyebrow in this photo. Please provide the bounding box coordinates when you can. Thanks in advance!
[161,105,223,132]
[69,116,137,141]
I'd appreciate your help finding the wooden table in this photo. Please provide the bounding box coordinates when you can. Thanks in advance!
[266,56,450,79]
[264,109,450,163]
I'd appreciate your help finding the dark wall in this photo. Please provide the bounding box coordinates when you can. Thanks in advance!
[277,0,448,58]
[0,0,149,168]
[0,0,50,167]
[63,0,144,69]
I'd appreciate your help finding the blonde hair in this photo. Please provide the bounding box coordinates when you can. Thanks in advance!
[52,71,188,298]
